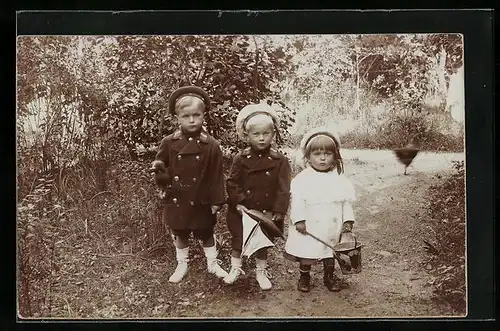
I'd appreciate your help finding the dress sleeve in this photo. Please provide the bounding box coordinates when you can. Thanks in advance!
[342,202,355,223]
[289,177,307,224]
[341,176,357,202]
[338,175,356,223]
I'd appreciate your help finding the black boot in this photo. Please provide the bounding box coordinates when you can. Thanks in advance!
[297,265,311,292]
[323,258,340,292]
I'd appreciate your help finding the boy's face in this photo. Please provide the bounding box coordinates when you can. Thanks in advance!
[175,103,204,134]
[308,149,335,172]
[245,122,274,151]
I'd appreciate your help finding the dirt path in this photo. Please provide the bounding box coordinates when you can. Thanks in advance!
[185,149,464,318]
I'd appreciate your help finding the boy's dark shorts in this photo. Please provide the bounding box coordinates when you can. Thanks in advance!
[171,228,214,241]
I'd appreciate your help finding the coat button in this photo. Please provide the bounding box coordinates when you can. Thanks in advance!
[192,177,197,183]
[247,155,251,159]
[188,137,193,141]
[246,189,251,195]
[258,154,262,158]
[173,198,178,204]
[189,201,195,206]
[197,140,200,144]
[263,210,267,214]
[268,156,272,160]
[195,155,200,161]
[174,176,179,181]
[177,154,182,160]
[265,193,269,197]
[265,171,270,176]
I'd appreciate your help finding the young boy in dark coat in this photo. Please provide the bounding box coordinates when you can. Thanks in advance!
[153,86,228,283]
[224,103,291,290]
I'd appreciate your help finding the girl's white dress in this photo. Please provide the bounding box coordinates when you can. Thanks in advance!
[284,166,356,260]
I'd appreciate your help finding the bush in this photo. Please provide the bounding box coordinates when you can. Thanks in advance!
[286,104,464,152]
[423,161,466,314]
[340,113,464,152]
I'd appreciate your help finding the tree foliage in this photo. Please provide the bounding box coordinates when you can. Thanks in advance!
[281,34,463,150]
[284,34,463,114]
[17,34,463,161]
[74,35,295,156]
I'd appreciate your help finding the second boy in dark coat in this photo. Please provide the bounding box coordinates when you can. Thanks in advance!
[224,103,291,290]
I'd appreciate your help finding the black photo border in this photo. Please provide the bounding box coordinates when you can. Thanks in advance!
[5,8,495,331]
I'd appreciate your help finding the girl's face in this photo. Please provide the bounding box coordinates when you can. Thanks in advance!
[175,102,204,134]
[308,149,335,172]
[245,122,274,151]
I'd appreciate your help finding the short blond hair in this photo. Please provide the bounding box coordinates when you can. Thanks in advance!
[174,95,206,114]
[244,113,275,132]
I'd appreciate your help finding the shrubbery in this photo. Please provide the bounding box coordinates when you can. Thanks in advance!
[341,114,464,151]
[287,102,464,153]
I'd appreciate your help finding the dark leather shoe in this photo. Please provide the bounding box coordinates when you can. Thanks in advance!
[324,267,341,292]
[297,273,311,292]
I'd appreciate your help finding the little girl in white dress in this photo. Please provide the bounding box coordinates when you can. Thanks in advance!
[284,127,356,292]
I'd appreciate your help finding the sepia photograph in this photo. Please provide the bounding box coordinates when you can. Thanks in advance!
[17,32,467,319]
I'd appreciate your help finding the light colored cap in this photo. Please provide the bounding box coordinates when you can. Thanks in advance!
[235,103,280,141]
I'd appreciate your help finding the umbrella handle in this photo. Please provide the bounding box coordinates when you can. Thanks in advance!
[305,231,344,264]
[305,231,335,250]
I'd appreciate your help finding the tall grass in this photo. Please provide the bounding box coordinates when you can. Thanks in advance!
[17,148,168,317]
[341,113,464,151]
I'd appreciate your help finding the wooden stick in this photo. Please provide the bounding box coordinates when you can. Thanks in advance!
[304,231,344,265]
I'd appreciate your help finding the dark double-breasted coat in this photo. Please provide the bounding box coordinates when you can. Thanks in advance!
[155,129,226,231]
[226,147,291,249]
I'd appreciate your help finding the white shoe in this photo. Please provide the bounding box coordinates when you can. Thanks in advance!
[168,247,189,283]
[207,259,229,278]
[255,259,272,290]
[169,261,188,283]
[224,264,245,284]
[203,245,229,278]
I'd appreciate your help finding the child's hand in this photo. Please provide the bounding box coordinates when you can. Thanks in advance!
[236,204,249,215]
[151,161,171,187]
[295,221,307,234]
[342,221,354,233]
[211,205,221,215]
[272,212,284,223]
[150,160,167,173]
